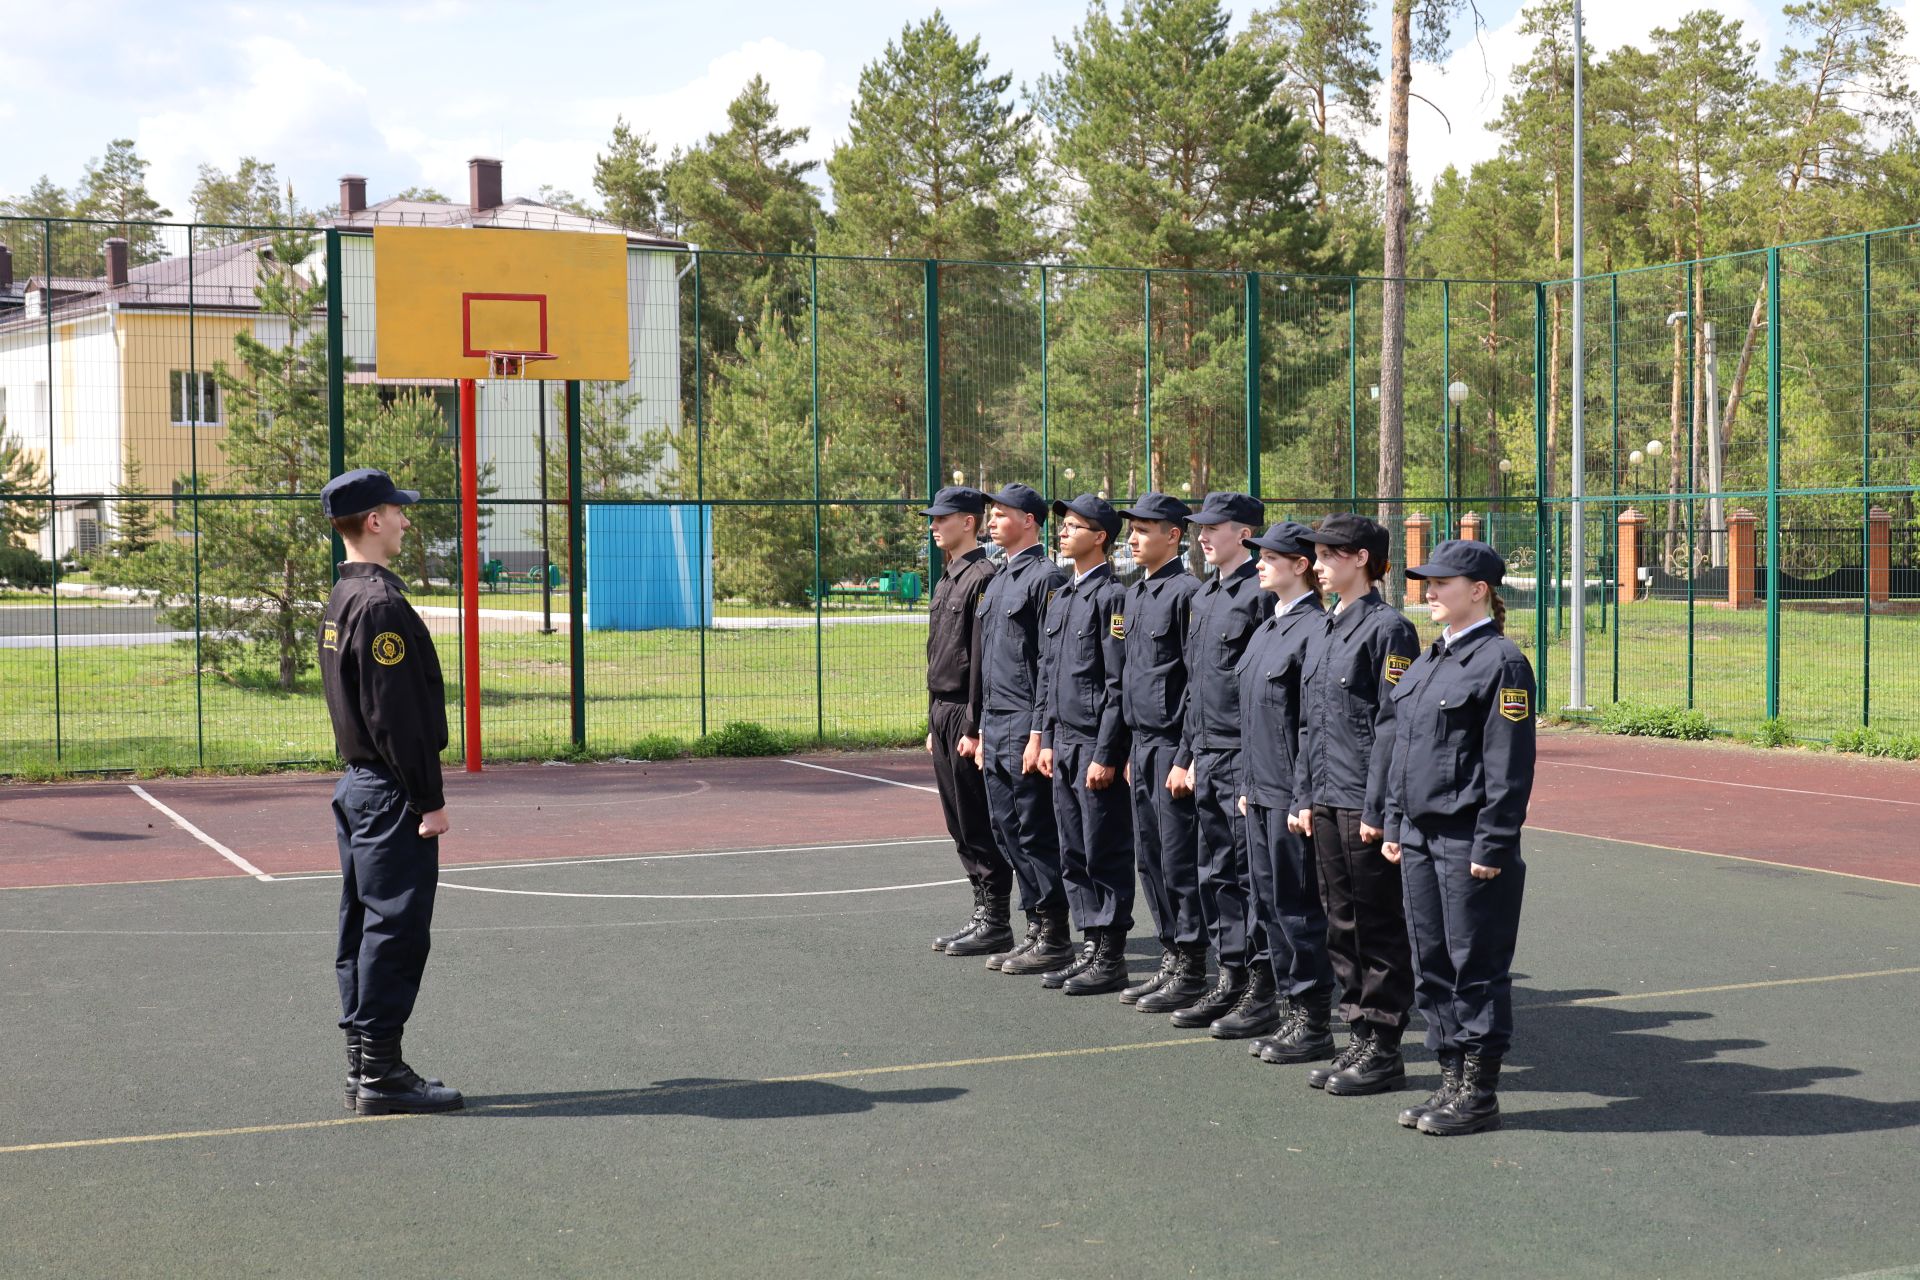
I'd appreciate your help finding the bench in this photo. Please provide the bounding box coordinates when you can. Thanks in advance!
[806,569,923,607]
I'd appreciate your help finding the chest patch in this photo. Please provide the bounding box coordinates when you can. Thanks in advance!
[372,631,407,666]
[1500,686,1530,721]
[1384,654,1412,685]
[322,621,338,652]
[1110,612,1125,639]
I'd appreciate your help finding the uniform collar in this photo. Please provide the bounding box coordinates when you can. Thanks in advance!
[337,562,406,591]
[1206,558,1257,592]
[1272,591,1316,619]
[953,547,988,568]
[1071,562,1112,589]
[1443,616,1495,649]
[1006,543,1047,570]
[1138,558,1189,592]
[1439,620,1500,660]
[1327,588,1381,633]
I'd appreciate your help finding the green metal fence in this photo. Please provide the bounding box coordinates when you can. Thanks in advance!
[1,212,1916,774]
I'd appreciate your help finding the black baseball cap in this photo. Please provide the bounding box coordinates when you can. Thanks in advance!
[1117,492,1192,526]
[1186,491,1265,528]
[922,485,988,517]
[1406,538,1507,585]
[321,467,420,519]
[1052,493,1122,543]
[1302,513,1390,568]
[986,482,1048,520]
[1243,520,1318,559]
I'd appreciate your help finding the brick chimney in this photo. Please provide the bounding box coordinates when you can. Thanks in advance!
[0,244,12,291]
[340,175,367,215]
[469,157,503,213]
[104,237,129,287]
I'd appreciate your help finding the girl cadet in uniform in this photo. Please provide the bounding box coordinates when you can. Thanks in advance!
[1291,514,1421,1097]
[1382,539,1536,1136]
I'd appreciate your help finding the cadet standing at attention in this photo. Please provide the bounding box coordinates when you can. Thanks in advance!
[1113,494,1209,1012]
[1033,494,1134,995]
[1292,513,1421,1097]
[974,483,1073,976]
[1232,522,1339,1067]
[1168,491,1277,1038]
[1384,540,1536,1136]
[921,485,1014,959]
[318,468,462,1116]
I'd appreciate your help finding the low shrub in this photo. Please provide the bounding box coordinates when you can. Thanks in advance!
[1597,702,1713,740]
[1831,726,1920,761]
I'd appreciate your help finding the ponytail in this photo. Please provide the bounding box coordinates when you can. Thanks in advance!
[1490,588,1507,634]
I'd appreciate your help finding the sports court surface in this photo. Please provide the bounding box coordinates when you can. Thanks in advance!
[3,731,1917,1279]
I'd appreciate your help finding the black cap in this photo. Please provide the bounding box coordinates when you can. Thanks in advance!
[1243,520,1318,559]
[1406,538,1506,585]
[1186,491,1265,528]
[1052,493,1121,543]
[985,482,1048,520]
[922,485,988,517]
[1117,492,1192,526]
[321,467,420,519]
[1302,512,1390,569]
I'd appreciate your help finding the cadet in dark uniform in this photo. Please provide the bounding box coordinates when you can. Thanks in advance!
[1232,522,1338,1066]
[974,483,1073,975]
[1168,491,1276,1037]
[1034,494,1134,995]
[318,468,461,1115]
[1292,513,1421,1095]
[1384,540,1536,1135]
[1113,494,1208,1011]
[921,485,1014,959]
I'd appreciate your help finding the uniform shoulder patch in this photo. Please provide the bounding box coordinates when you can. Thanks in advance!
[1110,612,1126,639]
[322,621,339,652]
[1500,686,1530,721]
[1384,653,1412,685]
[371,631,407,666]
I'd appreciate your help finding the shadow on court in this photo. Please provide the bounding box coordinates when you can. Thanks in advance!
[1497,984,1920,1137]
[469,1078,967,1121]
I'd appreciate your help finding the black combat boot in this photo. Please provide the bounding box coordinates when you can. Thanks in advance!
[932,883,987,952]
[1001,909,1075,975]
[1417,1053,1502,1135]
[1135,943,1211,1013]
[354,1034,463,1115]
[1307,1023,1372,1089]
[1208,964,1283,1039]
[1399,1051,1465,1129]
[1323,1024,1406,1096]
[1042,932,1101,989]
[945,893,1014,958]
[1121,949,1179,1005]
[1170,964,1248,1028]
[1064,930,1131,996]
[968,906,1033,967]
[345,1030,442,1111]
[1250,999,1300,1058]
[1261,991,1338,1064]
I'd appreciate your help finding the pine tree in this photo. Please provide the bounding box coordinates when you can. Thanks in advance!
[0,176,80,277]
[530,382,669,567]
[349,388,490,594]
[73,139,172,265]
[111,453,161,554]
[0,422,48,549]
[594,117,666,231]
[191,158,289,247]
[665,77,821,256]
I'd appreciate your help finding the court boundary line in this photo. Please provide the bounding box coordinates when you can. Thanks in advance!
[11,962,1920,1157]
[1528,824,1920,891]
[437,876,968,901]
[1541,758,1920,808]
[127,785,273,882]
[781,758,940,793]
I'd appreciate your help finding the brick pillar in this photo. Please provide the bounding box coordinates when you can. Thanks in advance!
[1459,510,1483,543]
[1868,507,1891,604]
[1727,508,1758,610]
[1616,507,1647,604]
[1404,512,1433,603]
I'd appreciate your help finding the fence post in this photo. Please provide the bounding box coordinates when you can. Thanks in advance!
[1617,506,1646,604]
[1348,277,1359,503]
[566,381,585,751]
[693,254,707,737]
[1726,508,1758,610]
[1533,283,1549,694]
[42,220,62,762]
[1765,247,1782,721]
[1459,510,1481,543]
[811,255,824,741]
[1143,272,1153,493]
[1404,511,1432,603]
[325,228,347,579]
[1442,279,1452,534]
[1867,507,1891,604]
[924,260,941,590]
[1245,272,1261,498]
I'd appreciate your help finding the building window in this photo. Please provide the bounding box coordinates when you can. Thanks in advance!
[170,371,221,426]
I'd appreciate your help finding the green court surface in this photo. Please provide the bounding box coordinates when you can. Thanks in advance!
[2,829,1917,1279]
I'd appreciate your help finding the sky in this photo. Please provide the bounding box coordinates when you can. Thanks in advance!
[2,0,1912,227]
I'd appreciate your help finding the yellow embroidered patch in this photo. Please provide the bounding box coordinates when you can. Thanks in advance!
[371,631,407,666]
[1500,687,1530,721]
[1384,654,1411,685]
[1110,612,1126,639]
[322,621,338,652]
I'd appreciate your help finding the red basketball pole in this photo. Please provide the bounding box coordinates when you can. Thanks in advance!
[459,377,483,773]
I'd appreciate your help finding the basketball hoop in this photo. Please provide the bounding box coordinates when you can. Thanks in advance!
[485,350,558,378]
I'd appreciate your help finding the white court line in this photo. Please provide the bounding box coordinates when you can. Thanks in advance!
[265,837,951,881]
[1543,759,1920,808]
[438,876,966,901]
[781,758,940,794]
[127,785,273,882]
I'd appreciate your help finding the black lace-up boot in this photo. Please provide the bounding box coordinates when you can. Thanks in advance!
[1042,933,1102,989]
[933,884,987,952]
[1135,943,1211,1013]
[1399,1051,1465,1129]
[1064,929,1130,995]
[354,1034,462,1115]
[1169,964,1248,1028]
[1121,949,1178,1005]
[1207,964,1283,1039]
[1323,1023,1406,1096]
[1417,1054,1502,1135]
[1261,992,1337,1064]
[1307,1023,1372,1089]
[945,894,1014,958]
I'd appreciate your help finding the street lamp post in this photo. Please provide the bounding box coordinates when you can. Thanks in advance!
[1448,380,1470,535]
[1497,457,1514,546]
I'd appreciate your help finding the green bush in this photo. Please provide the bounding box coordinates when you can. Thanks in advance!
[628,733,690,761]
[1831,726,1920,761]
[1752,718,1797,749]
[0,545,53,589]
[694,720,796,758]
[1598,701,1714,740]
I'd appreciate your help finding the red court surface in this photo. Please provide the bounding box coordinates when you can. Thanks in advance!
[1,731,1916,890]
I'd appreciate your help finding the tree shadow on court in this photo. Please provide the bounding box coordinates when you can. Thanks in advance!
[466,1078,966,1121]
[1477,982,1920,1137]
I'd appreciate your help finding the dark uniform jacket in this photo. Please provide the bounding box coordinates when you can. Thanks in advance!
[1234,592,1326,811]
[319,562,448,815]
[1293,589,1421,828]
[927,547,996,736]
[1177,559,1271,769]
[1382,622,1537,869]
[977,543,1069,741]
[1036,562,1129,763]
[1118,558,1199,743]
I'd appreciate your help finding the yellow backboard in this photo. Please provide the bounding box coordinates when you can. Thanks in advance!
[372,226,631,381]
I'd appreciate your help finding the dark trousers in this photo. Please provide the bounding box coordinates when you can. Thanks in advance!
[1246,801,1335,1002]
[981,716,1064,914]
[929,699,1011,896]
[333,764,440,1038]
[1310,804,1412,1032]
[1127,735,1202,950]
[1400,824,1526,1057]
[1192,748,1255,970]
[1049,734,1135,933]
